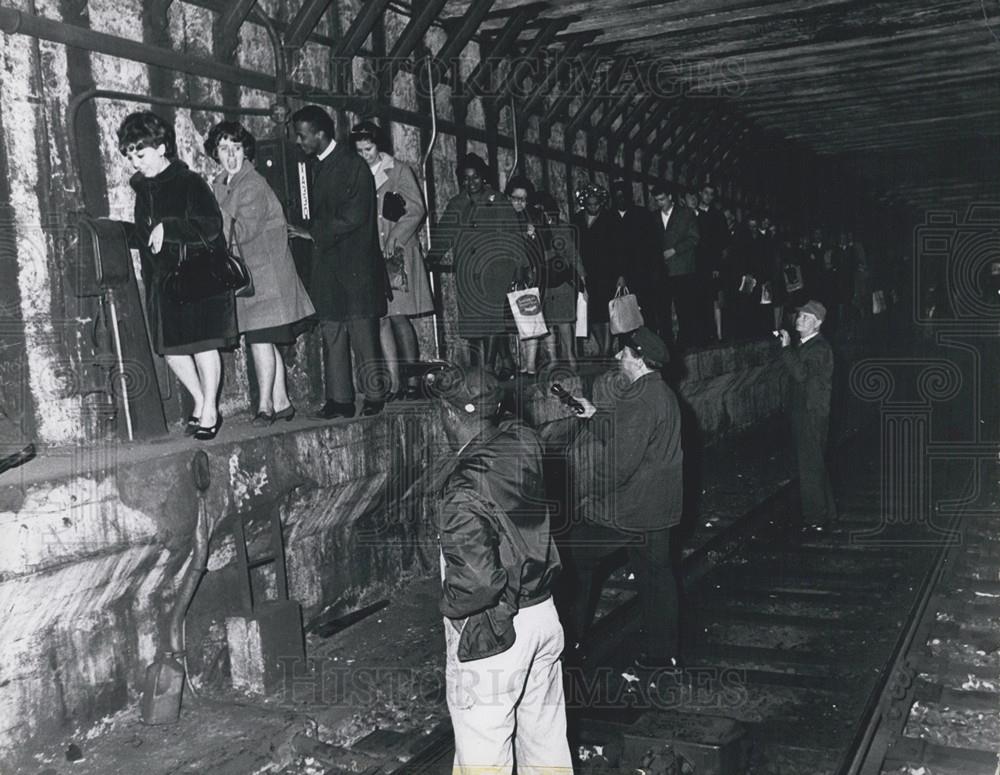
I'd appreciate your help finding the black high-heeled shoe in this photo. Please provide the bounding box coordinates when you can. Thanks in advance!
[272,405,296,422]
[184,415,200,436]
[194,415,223,441]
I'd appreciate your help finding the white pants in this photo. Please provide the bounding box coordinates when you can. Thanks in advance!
[445,597,573,775]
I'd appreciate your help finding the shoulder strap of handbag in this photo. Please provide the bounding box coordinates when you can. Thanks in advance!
[227,218,240,251]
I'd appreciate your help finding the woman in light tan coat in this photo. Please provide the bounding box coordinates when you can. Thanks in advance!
[206,121,315,425]
[351,121,434,400]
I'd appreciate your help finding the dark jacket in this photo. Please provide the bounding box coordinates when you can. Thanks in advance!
[607,206,658,289]
[576,371,683,531]
[432,188,528,337]
[658,205,700,277]
[128,159,237,353]
[308,142,387,321]
[437,418,561,662]
[572,209,617,323]
[695,205,730,277]
[783,334,833,428]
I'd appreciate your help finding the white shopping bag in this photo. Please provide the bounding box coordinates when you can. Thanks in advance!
[507,287,548,340]
[575,292,588,338]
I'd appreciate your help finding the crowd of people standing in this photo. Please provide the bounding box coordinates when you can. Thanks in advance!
[116,104,881,441]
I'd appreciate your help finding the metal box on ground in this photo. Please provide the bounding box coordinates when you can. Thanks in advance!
[622,711,747,775]
[226,599,305,694]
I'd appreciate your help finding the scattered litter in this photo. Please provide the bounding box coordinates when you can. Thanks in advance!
[705,522,714,528]
[621,670,639,685]
[627,573,635,581]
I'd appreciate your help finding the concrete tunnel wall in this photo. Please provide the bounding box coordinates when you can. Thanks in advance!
[0,0,595,446]
[0,335,809,765]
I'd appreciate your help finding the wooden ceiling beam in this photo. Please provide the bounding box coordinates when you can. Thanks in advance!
[520,33,594,116]
[463,7,532,98]
[333,0,394,59]
[593,88,639,136]
[615,93,658,144]
[564,0,859,39]
[434,0,498,68]
[387,0,450,63]
[618,7,990,61]
[631,99,676,144]
[284,0,334,50]
[540,47,603,124]
[742,76,997,114]
[215,0,258,59]
[565,58,630,135]
[492,18,571,104]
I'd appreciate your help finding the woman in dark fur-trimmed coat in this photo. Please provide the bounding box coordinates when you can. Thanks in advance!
[119,111,237,440]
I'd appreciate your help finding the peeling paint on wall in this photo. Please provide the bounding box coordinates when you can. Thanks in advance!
[0,28,79,443]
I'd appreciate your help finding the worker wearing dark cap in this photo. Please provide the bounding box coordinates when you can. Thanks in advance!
[427,366,571,773]
[565,326,684,683]
[778,300,837,529]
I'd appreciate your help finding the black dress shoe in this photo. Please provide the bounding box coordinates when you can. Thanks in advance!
[250,411,274,427]
[312,400,355,420]
[360,400,384,417]
[194,416,223,441]
[184,415,200,436]
[273,405,296,422]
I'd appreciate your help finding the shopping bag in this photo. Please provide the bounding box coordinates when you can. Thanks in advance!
[507,287,548,340]
[759,281,772,305]
[783,264,803,293]
[608,286,644,334]
[575,292,588,338]
[872,289,886,315]
[738,274,757,295]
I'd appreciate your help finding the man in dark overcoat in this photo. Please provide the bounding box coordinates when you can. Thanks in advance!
[292,105,388,419]
[652,183,700,349]
[779,300,837,529]
[606,179,659,337]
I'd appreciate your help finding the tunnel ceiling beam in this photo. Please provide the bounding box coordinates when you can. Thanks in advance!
[540,46,601,124]
[592,85,637,136]
[433,0,497,72]
[388,0,450,62]
[614,93,656,147]
[519,33,594,117]
[632,99,675,145]
[463,7,532,98]
[492,18,571,105]
[215,0,258,59]
[284,0,334,50]
[332,0,393,60]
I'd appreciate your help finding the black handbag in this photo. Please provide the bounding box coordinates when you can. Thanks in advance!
[382,191,406,222]
[163,220,253,304]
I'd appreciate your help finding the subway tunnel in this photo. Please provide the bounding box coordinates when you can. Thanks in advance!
[0,1,998,773]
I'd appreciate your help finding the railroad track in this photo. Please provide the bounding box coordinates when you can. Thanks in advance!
[841,458,1000,775]
[329,401,995,775]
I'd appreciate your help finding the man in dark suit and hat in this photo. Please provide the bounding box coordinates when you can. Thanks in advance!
[779,300,837,529]
[565,327,684,683]
[292,105,388,419]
